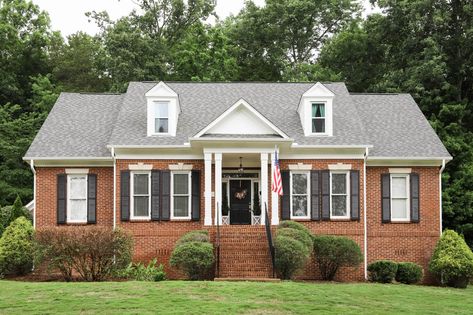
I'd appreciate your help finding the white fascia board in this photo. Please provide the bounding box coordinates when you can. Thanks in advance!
[291,144,373,149]
[23,156,112,161]
[189,137,293,142]
[144,81,178,98]
[107,144,191,149]
[297,82,335,112]
[193,98,289,139]
[368,156,453,161]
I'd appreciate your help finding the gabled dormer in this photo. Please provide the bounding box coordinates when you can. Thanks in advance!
[146,82,179,136]
[297,82,334,137]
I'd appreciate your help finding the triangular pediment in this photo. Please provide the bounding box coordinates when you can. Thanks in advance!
[145,81,178,97]
[302,82,334,98]
[194,99,288,138]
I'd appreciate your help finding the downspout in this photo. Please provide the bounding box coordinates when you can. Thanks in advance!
[363,147,369,280]
[112,147,116,230]
[439,159,446,235]
[29,160,36,229]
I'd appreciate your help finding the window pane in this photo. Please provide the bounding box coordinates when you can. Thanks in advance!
[312,119,325,133]
[134,196,149,217]
[174,174,188,194]
[154,102,169,117]
[332,173,347,194]
[70,200,87,221]
[70,176,86,198]
[312,103,325,117]
[332,195,347,217]
[392,177,407,198]
[392,199,408,219]
[174,196,189,217]
[292,195,308,217]
[134,174,149,194]
[155,118,169,133]
[292,173,307,194]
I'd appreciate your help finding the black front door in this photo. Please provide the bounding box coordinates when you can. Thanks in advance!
[229,180,252,225]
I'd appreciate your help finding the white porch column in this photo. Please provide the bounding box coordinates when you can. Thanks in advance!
[270,152,280,225]
[260,153,268,225]
[204,153,213,226]
[214,153,222,225]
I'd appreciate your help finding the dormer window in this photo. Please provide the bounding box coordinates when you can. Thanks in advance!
[312,103,325,133]
[154,101,169,133]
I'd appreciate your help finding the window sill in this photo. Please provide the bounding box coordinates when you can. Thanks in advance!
[291,218,311,222]
[64,222,88,226]
[388,220,414,224]
[170,218,192,222]
[129,218,151,222]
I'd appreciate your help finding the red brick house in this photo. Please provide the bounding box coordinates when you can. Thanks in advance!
[24,82,451,281]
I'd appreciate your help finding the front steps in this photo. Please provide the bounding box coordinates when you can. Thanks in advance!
[213,226,276,279]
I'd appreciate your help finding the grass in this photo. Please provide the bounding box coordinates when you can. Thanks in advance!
[0,280,472,314]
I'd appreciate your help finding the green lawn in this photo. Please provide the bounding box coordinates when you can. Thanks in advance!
[0,280,472,315]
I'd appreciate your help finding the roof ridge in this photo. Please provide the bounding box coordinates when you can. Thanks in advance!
[350,92,400,95]
[135,81,344,84]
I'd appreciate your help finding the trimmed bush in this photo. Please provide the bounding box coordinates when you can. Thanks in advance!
[312,235,363,280]
[368,260,398,283]
[175,230,209,246]
[0,196,32,237]
[278,228,313,251]
[170,242,214,280]
[35,226,133,281]
[278,221,311,238]
[274,235,310,280]
[429,229,473,288]
[0,217,34,275]
[116,258,166,281]
[396,262,423,284]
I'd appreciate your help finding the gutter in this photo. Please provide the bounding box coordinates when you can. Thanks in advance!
[29,160,36,229]
[112,147,116,230]
[363,147,368,280]
[439,159,446,235]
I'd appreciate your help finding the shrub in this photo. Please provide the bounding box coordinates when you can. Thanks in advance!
[170,242,214,280]
[278,221,311,238]
[277,228,313,251]
[429,229,473,288]
[396,262,423,284]
[175,230,209,246]
[0,196,32,237]
[368,260,398,283]
[116,258,166,281]
[274,235,310,280]
[312,235,363,280]
[0,217,34,275]
[35,226,133,281]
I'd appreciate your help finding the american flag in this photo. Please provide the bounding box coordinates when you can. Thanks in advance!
[271,149,283,196]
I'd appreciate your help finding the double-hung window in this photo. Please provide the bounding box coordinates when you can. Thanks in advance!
[172,172,191,219]
[330,171,350,219]
[67,175,88,223]
[290,172,310,219]
[131,172,151,219]
[154,101,169,133]
[312,103,325,133]
[391,174,410,221]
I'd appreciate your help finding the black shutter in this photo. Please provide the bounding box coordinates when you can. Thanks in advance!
[161,171,171,221]
[381,174,391,223]
[120,171,130,221]
[321,170,330,220]
[281,170,290,220]
[151,170,161,221]
[350,170,360,221]
[410,173,420,223]
[191,170,201,221]
[57,174,67,224]
[87,174,97,224]
[311,170,321,221]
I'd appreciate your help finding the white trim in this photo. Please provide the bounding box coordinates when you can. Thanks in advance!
[112,147,116,230]
[168,163,193,171]
[65,168,89,174]
[291,144,373,149]
[170,171,192,220]
[129,164,153,171]
[29,160,36,229]
[368,156,452,161]
[107,144,191,149]
[271,151,279,225]
[363,147,368,280]
[328,163,352,170]
[130,171,151,220]
[23,156,112,161]
[439,159,446,235]
[389,168,412,174]
[189,137,292,142]
[145,81,178,98]
[329,170,350,219]
[260,153,268,224]
[214,153,222,225]
[289,171,311,220]
[204,148,275,154]
[66,174,88,224]
[288,163,312,171]
[390,174,410,222]
[194,99,289,139]
[204,153,212,226]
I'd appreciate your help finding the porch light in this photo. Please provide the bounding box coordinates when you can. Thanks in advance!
[238,157,244,175]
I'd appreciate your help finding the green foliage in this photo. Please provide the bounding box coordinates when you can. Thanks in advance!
[274,235,310,280]
[0,217,34,275]
[170,241,214,280]
[429,230,473,288]
[278,221,311,238]
[175,230,209,246]
[0,196,31,237]
[116,258,166,281]
[312,235,363,280]
[396,262,423,285]
[368,260,398,283]
[277,228,313,252]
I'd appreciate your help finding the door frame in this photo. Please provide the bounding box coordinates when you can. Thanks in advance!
[222,170,260,224]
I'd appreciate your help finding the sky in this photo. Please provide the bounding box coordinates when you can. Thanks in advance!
[32,0,379,37]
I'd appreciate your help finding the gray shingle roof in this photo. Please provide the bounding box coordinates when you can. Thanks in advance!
[24,82,451,159]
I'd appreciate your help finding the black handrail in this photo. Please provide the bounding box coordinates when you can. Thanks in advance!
[216,202,220,278]
[264,203,276,278]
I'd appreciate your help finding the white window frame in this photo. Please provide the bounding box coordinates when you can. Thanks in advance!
[66,174,88,223]
[171,171,192,220]
[289,171,311,220]
[130,171,151,220]
[311,102,326,134]
[330,170,350,219]
[153,101,170,134]
[390,174,410,222]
